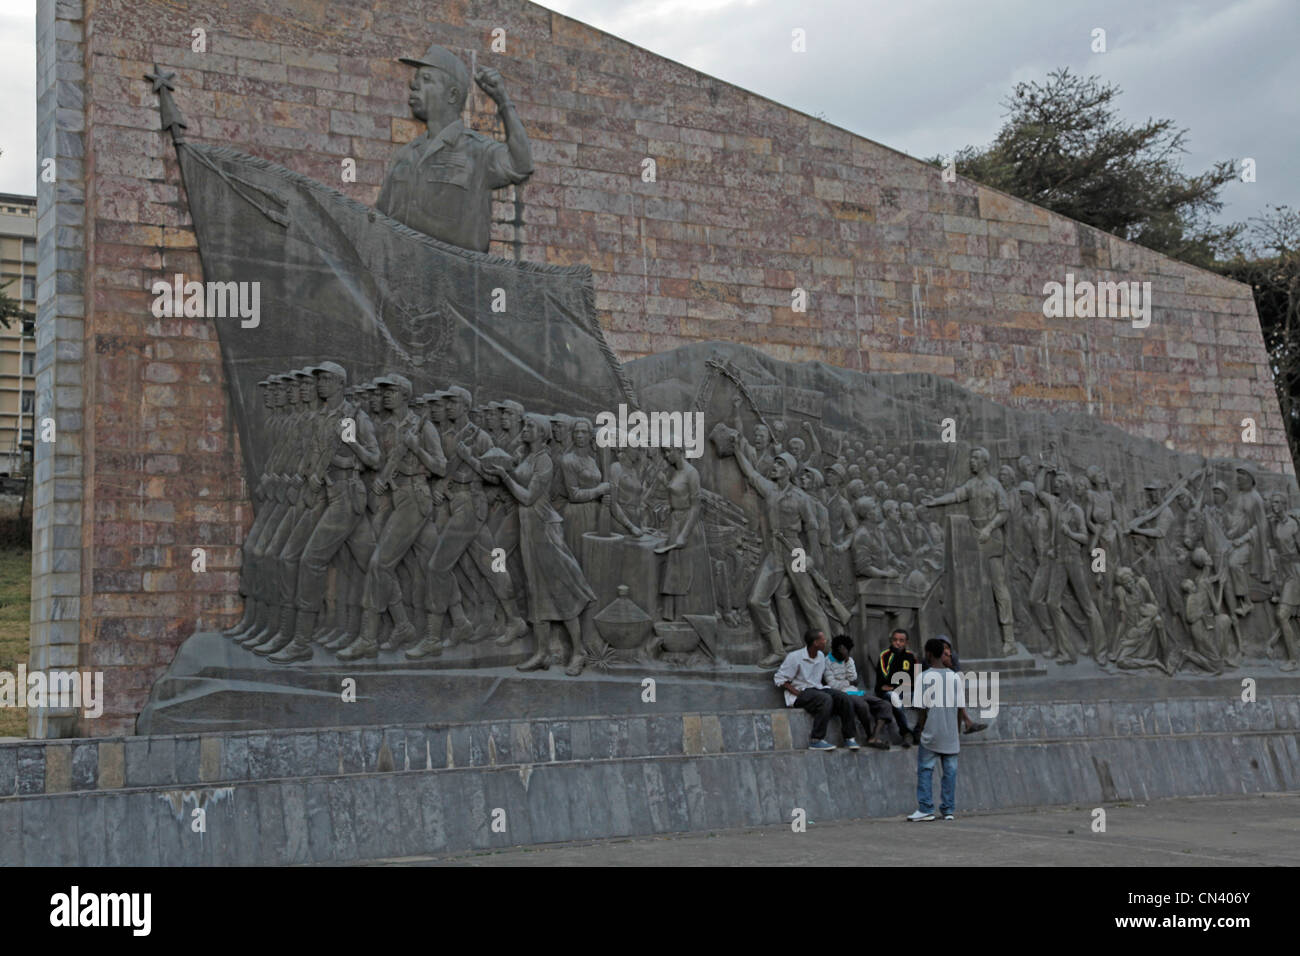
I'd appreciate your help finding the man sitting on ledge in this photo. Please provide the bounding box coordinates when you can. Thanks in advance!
[875,628,917,747]
[775,628,860,751]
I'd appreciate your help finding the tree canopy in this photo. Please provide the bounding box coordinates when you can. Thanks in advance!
[934,69,1299,470]
[934,68,1240,268]
[0,279,31,332]
[1217,206,1300,466]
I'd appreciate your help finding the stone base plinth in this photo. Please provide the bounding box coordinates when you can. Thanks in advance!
[5,691,1299,865]
[136,631,780,735]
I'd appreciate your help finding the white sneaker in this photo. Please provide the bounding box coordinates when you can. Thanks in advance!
[907,810,935,822]
[943,814,955,821]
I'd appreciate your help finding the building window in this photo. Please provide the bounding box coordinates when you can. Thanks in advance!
[20,430,33,445]
[22,316,33,338]
[21,276,35,301]
[22,240,35,264]
[21,391,33,413]
[22,354,34,376]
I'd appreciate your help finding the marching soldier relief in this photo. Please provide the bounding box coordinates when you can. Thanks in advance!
[205,346,1300,684]
[132,42,1300,735]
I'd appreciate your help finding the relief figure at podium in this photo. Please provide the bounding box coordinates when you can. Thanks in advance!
[922,447,1016,656]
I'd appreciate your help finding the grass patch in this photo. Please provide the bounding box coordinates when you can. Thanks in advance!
[0,547,32,738]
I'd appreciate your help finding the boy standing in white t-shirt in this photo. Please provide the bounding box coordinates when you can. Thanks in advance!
[907,637,962,821]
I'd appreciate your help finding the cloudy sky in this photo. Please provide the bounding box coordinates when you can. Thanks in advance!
[2,0,1295,229]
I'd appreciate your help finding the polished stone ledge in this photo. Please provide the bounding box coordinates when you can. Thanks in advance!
[2,695,1297,798]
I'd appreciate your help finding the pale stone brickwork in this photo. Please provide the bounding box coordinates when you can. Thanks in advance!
[33,0,1286,736]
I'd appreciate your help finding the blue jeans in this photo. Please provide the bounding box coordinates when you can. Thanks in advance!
[916,744,958,815]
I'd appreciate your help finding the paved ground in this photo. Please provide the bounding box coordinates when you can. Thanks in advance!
[371,792,1300,866]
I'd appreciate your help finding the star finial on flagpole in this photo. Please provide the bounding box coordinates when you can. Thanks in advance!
[144,65,176,94]
[143,64,188,144]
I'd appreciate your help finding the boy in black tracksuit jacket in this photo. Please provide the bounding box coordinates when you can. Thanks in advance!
[875,629,917,746]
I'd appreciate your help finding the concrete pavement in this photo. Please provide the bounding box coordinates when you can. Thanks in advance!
[373,792,1300,866]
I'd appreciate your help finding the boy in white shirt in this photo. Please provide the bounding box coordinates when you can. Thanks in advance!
[774,629,860,750]
[907,637,963,821]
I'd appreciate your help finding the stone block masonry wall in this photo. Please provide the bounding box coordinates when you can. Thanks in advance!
[34,0,1288,736]
[30,0,91,739]
[4,699,1299,863]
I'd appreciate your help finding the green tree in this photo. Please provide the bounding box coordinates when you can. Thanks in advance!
[935,69,1300,470]
[0,278,31,331]
[934,68,1240,267]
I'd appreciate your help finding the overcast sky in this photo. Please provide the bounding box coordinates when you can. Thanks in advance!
[2,0,1295,229]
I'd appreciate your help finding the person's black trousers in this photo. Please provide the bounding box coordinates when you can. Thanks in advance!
[850,694,891,734]
[890,703,914,738]
[794,687,857,742]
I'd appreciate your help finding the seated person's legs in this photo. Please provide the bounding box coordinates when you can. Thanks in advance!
[891,704,914,743]
[865,693,892,726]
[793,687,834,742]
[851,697,890,748]
[823,687,858,743]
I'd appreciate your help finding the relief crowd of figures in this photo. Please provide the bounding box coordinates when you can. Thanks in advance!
[224,363,1300,677]
[818,434,1300,676]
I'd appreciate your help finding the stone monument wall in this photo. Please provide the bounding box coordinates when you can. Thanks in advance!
[33,0,1287,736]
